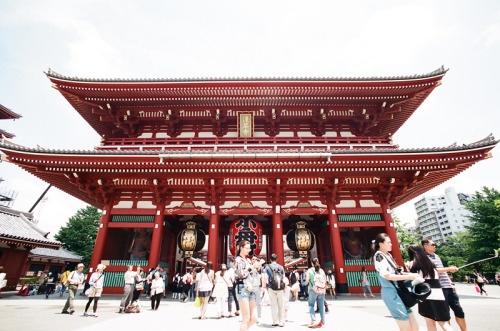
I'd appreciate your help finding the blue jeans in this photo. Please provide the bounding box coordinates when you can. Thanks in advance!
[308,289,325,323]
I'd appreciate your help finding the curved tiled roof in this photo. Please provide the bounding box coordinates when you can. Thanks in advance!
[0,103,22,120]
[29,247,82,261]
[0,206,61,248]
[46,66,448,83]
[0,134,496,156]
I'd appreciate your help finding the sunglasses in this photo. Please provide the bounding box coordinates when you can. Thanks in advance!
[426,243,436,247]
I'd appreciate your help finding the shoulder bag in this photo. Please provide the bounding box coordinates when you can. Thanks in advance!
[381,254,430,307]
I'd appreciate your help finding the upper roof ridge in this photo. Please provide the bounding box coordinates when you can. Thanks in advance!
[45,66,448,83]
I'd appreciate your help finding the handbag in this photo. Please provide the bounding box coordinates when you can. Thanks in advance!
[243,270,261,293]
[194,296,202,307]
[381,254,431,307]
[135,283,144,291]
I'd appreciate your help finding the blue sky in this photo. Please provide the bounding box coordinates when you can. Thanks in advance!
[1,0,499,236]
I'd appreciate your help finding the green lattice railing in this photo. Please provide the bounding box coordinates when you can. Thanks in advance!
[346,270,380,287]
[344,259,373,266]
[338,214,382,222]
[110,215,155,223]
[107,260,149,266]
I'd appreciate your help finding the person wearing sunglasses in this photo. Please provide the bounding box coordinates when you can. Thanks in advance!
[422,239,466,331]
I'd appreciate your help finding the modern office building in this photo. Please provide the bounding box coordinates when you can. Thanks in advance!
[414,187,472,242]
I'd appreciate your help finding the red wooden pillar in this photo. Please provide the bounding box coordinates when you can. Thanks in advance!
[327,204,348,293]
[15,248,30,284]
[273,206,285,266]
[89,204,112,274]
[381,201,403,265]
[207,206,220,270]
[148,205,165,268]
[316,231,325,263]
[168,234,177,283]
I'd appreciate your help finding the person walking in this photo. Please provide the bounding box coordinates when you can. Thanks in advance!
[306,258,327,328]
[289,266,300,301]
[360,267,375,298]
[250,256,264,321]
[326,269,337,299]
[61,263,85,315]
[227,258,240,317]
[173,272,181,299]
[423,239,466,331]
[60,269,71,297]
[264,253,285,327]
[373,233,419,331]
[189,269,197,300]
[181,270,192,302]
[119,265,140,313]
[472,269,488,296]
[84,264,106,317]
[213,264,230,318]
[150,272,164,310]
[300,268,309,300]
[132,268,145,302]
[235,240,260,331]
[196,261,215,319]
[45,272,56,299]
[407,243,454,331]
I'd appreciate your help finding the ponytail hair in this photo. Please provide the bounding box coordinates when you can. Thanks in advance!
[374,233,389,251]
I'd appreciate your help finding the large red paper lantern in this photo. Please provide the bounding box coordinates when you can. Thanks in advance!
[229,217,263,257]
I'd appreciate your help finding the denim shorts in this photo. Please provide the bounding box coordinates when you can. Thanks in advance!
[236,283,256,302]
[381,286,412,321]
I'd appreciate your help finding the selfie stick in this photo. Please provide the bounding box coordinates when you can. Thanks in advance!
[457,249,499,270]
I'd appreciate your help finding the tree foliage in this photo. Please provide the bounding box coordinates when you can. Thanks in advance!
[435,231,472,280]
[54,206,101,266]
[393,212,420,261]
[463,187,500,275]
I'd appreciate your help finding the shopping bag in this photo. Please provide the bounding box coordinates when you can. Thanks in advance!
[474,283,480,293]
[194,296,202,308]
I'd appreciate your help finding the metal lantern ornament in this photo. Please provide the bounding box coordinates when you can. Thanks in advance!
[177,221,206,257]
[229,217,263,257]
[286,221,315,257]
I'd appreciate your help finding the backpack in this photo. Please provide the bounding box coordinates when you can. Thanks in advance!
[311,269,326,294]
[186,274,192,284]
[270,265,285,291]
[125,300,141,313]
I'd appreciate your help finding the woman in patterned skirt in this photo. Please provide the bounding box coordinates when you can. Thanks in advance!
[407,243,454,331]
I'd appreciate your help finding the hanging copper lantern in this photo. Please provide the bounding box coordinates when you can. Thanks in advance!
[286,221,315,257]
[177,221,206,257]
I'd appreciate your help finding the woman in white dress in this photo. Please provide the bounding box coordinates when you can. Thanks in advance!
[213,264,230,318]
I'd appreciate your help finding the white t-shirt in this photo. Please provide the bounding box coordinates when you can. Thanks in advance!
[197,270,214,291]
[124,270,135,284]
[374,251,396,277]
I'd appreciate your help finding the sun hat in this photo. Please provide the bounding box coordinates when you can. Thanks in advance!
[97,264,106,270]
[77,263,85,268]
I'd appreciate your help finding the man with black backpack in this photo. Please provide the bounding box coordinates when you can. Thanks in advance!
[264,254,285,327]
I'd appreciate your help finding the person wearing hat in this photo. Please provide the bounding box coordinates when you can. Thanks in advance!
[62,263,85,314]
[119,265,141,313]
[84,264,106,317]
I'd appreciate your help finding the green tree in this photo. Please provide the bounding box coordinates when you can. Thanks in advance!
[464,187,500,276]
[55,206,101,266]
[435,231,472,281]
[393,212,420,261]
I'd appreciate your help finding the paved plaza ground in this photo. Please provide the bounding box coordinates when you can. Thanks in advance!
[0,283,499,331]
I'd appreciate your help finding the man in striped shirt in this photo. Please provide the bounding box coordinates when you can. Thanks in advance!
[422,239,467,331]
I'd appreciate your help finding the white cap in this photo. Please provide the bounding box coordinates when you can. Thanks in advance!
[77,263,85,268]
[97,264,106,270]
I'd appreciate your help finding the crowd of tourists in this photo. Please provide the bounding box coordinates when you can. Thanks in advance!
[51,233,497,331]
